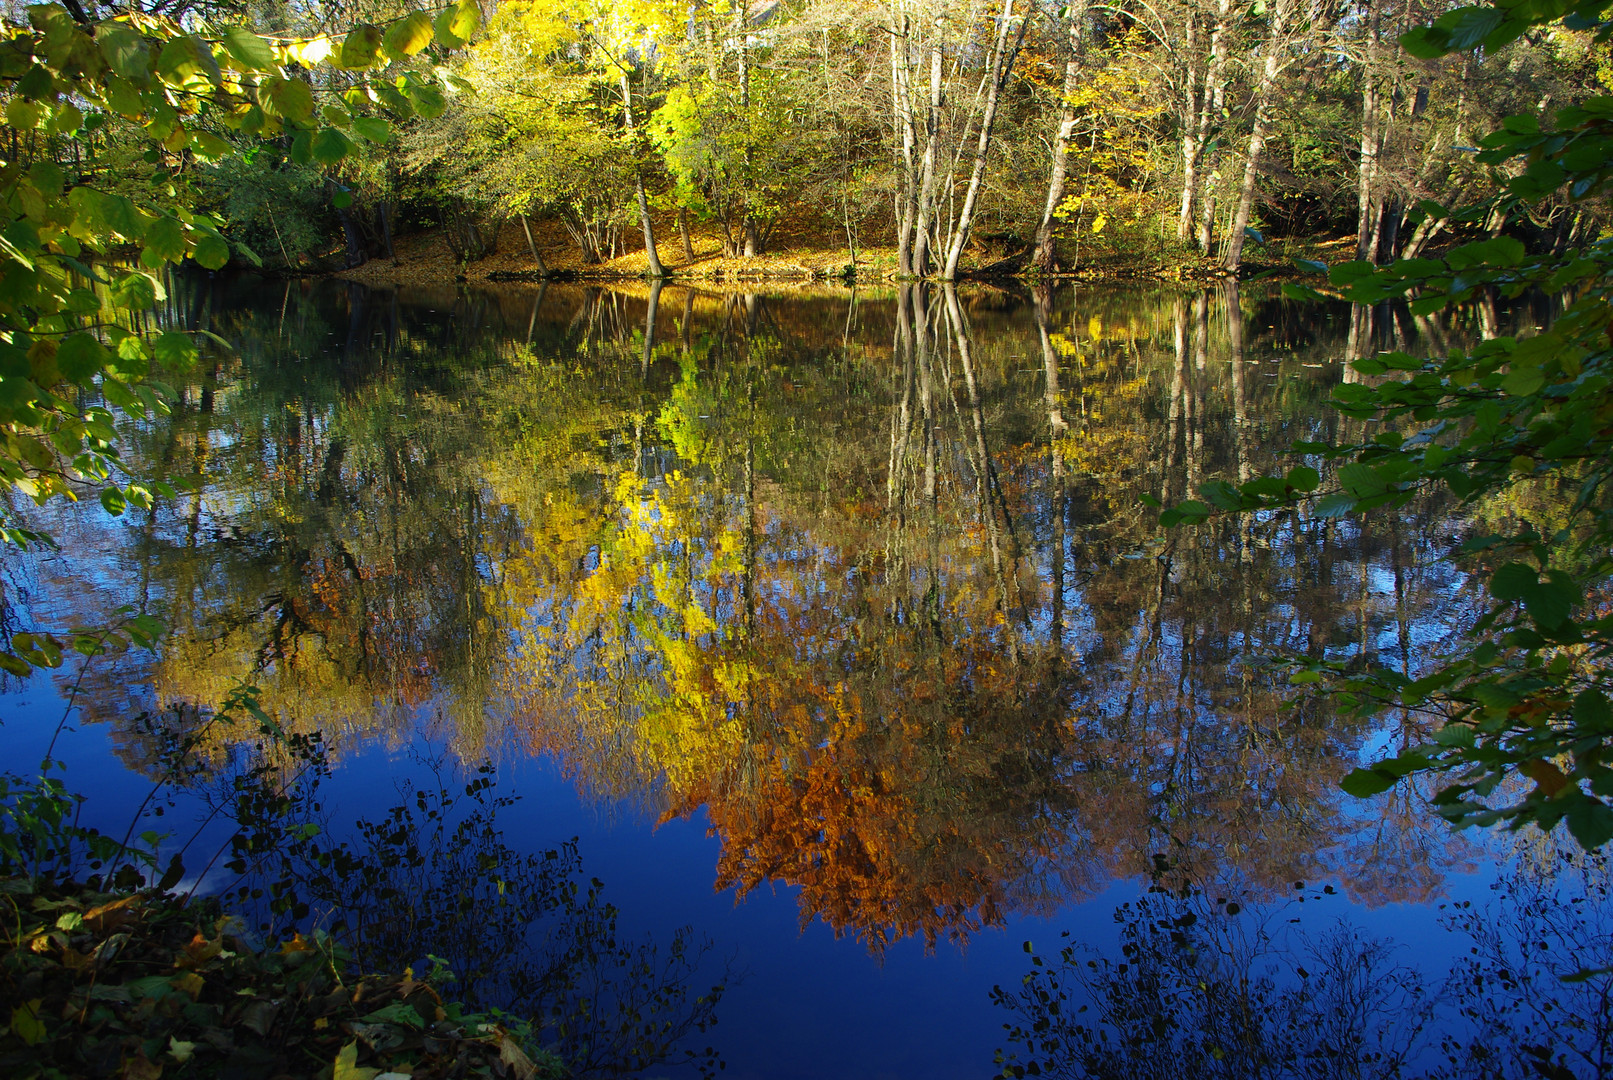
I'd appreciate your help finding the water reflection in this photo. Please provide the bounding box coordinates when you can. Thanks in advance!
[19,276,1523,951]
[992,840,1613,1080]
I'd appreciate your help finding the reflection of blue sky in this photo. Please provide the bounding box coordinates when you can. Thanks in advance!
[1,279,1601,1077]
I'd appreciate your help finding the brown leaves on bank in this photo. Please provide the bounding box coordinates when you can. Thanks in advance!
[0,878,556,1080]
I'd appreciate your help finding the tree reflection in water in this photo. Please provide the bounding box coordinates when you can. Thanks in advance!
[14,276,1561,957]
[214,747,730,1079]
[993,841,1613,1079]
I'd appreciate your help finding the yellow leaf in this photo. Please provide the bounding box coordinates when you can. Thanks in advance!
[334,1040,381,1080]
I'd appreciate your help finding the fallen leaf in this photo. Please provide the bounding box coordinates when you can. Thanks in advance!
[8,999,46,1045]
[124,1049,164,1079]
[334,1039,381,1080]
[500,1034,538,1080]
[168,1037,196,1063]
[83,894,141,933]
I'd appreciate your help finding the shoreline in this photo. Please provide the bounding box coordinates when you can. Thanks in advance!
[311,224,1344,290]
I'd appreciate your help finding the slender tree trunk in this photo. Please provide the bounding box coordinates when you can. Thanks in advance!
[1356,0,1382,262]
[678,206,695,261]
[1032,0,1088,275]
[941,0,1026,281]
[1177,15,1202,244]
[891,11,919,278]
[621,71,665,278]
[1195,0,1231,255]
[912,43,944,276]
[1224,0,1289,272]
[521,215,548,276]
[378,200,395,261]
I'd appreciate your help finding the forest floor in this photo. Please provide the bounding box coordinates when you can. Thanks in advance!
[333,215,1347,288]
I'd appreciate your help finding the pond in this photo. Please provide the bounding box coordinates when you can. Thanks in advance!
[4,275,1609,1078]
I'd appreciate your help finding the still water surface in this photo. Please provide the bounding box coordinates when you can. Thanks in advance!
[4,276,1607,1077]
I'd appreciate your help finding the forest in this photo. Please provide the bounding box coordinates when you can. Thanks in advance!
[23,0,1612,281]
[7,0,1613,1073]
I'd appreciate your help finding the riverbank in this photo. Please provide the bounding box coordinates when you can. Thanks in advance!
[0,876,557,1079]
[331,219,1353,288]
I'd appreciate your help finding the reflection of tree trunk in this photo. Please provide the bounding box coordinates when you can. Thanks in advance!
[944,286,1023,655]
[525,283,546,347]
[1226,280,1255,561]
[890,286,917,514]
[642,278,662,379]
[317,438,348,506]
[915,288,939,625]
[1189,291,1208,493]
[1034,285,1068,662]
[1166,298,1187,502]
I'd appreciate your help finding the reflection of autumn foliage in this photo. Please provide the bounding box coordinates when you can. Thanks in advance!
[32,277,1497,953]
[686,629,1083,954]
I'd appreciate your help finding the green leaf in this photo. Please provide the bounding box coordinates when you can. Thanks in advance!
[111,271,161,309]
[310,127,352,164]
[406,80,445,119]
[192,232,230,270]
[1490,562,1538,602]
[1501,365,1544,396]
[96,23,150,83]
[434,0,478,48]
[1313,492,1354,518]
[350,116,390,144]
[264,77,315,123]
[221,26,275,69]
[1526,573,1579,630]
[1566,797,1613,851]
[141,215,185,266]
[338,24,382,70]
[1337,463,1386,498]
[1340,767,1400,798]
[384,11,434,58]
[1286,466,1320,492]
[152,332,197,369]
[55,334,108,382]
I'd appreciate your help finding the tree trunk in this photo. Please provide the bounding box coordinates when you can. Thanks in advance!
[1195,0,1231,255]
[1176,14,1201,244]
[378,200,395,261]
[1224,0,1289,272]
[521,215,548,276]
[891,11,919,278]
[1031,0,1087,275]
[678,206,695,261]
[621,71,665,278]
[941,0,1026,282]
[1356,0,1383,262]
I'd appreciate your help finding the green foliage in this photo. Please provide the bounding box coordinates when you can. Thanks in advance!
[0,2,475,549]
[0,876,565,1079]
[1166,1,1613,848]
